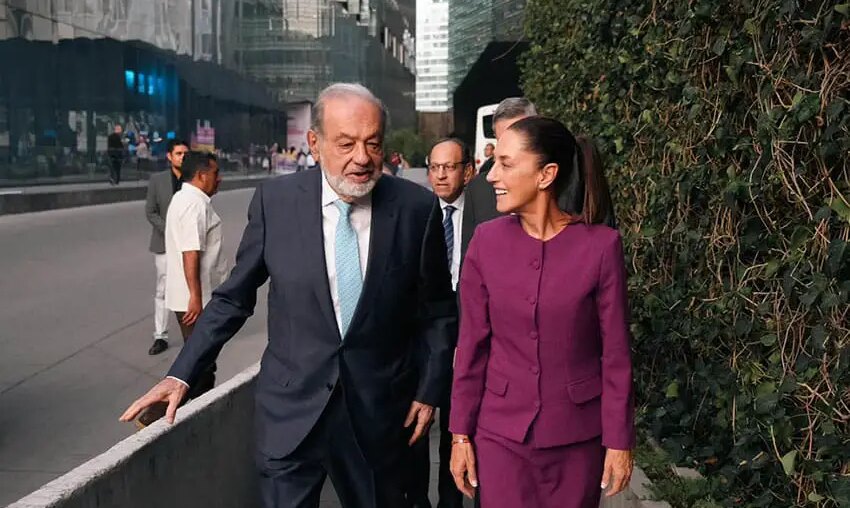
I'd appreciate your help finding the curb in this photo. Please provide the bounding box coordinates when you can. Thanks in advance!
[0,176,267,216]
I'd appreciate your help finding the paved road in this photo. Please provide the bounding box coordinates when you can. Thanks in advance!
[0,171,468,507]
[0,189,269,505]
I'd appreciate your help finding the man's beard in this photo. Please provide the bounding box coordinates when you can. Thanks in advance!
[325,170,380,199]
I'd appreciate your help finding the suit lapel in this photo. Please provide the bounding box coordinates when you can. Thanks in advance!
[296,170,341,341]
[346,176,398,337]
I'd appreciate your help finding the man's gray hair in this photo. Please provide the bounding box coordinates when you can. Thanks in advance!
[493,97,537,124]
[311,83,387,136]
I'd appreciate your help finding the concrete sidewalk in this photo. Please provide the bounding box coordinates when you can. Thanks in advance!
[0,173,270,216]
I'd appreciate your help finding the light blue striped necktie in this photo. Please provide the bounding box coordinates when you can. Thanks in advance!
[334,200,363,337]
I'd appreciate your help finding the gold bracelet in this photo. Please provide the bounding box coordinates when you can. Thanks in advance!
[451,437,471,445]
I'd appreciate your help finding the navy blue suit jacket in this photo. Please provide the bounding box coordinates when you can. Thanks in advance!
[167,169,458,465]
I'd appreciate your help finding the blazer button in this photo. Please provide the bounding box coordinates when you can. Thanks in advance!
[533,400,541,408]
[326,383,334,392]
[529,331,539,340]
[530,366,539,375]
[528,296,537,305]
[531,259,540,270]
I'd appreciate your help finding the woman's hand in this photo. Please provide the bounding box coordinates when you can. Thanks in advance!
[449,434,478,499]
[601,448,634,497]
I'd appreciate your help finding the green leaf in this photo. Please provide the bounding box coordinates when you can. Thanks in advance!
[835,4,850,15]
[765,260,781,277]
[827,239,847,275]
[780,450,797,476]
[829,198,850,223]
[814,206,832,221]
[808,492,824,502]
[760,334,777,346]
[757,382,777,397]
[665,381,679,398]
[614,137,624,153]
[712,37,727,56]
[811,325,828,350]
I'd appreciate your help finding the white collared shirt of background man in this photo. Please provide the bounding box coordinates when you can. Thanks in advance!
[164,182,228,312]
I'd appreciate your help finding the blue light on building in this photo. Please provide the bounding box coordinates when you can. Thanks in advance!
[148,77,155,95]
[125,70,135,89]
[138,73,146,94]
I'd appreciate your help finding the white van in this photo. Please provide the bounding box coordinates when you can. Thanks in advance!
[474,104,497,170]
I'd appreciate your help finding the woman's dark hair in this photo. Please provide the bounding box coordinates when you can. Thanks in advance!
[507,116,614,225]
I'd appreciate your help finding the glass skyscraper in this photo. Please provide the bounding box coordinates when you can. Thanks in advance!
[447,0,525,94]
[416,0,449,112]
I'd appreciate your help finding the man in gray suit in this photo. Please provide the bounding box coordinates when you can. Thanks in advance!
[144,138,189,355]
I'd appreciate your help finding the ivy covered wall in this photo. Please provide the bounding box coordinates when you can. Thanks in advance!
[521,1,849,505]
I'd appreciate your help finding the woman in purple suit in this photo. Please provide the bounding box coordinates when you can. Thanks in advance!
[449,116,635,508]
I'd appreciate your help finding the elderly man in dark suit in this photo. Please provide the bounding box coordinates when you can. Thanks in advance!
[122,83,457,508]
[143,138,189,356]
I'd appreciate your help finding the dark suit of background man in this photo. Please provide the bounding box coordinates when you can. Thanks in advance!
[107,124,124,185]
[425,138,474,508]
[143,139,190,357]
[461,98,617,259]
[477,142,495,175]
[122,83,458,508]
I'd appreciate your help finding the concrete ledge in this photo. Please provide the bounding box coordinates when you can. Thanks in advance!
[8,360,671,508]
[0,176,266,216]
[8,364,261,508]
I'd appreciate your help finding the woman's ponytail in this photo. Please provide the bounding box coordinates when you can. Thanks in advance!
[575,136,616,227]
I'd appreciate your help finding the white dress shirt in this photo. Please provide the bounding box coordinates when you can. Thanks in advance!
[321,172,372,333]
[439,193,464,291]
[168,174,373,389]
[164,182,228,312]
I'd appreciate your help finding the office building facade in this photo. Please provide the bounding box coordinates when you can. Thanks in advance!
[447,0,525,94]
[235,0,416,129]
[0,0,415,185]
[415,0,449,112]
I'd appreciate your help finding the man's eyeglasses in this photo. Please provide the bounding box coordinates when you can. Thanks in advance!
[427,162,465,173]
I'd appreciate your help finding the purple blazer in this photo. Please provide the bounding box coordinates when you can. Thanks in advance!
[450,216,635,450]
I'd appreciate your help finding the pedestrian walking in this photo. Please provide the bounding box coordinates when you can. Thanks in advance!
[449,117,635,508]
[107,124,125,185]
[121,83,457,508]
[134,150,225,427]
[143,139,189,356]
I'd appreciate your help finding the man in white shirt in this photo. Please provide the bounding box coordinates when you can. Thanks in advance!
[137,150,225,427]
[417,138,473,508]
[164,151,226,327]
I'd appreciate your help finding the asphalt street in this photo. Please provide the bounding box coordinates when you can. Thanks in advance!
[0,188,269,504]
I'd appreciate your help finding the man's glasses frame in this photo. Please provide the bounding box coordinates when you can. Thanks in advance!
[427,162,467,173]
